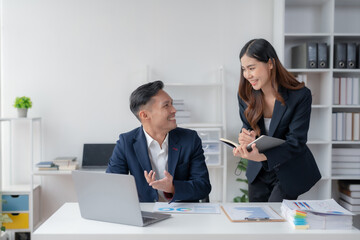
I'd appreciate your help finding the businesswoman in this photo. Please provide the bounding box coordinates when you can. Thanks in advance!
[233,38,321,202]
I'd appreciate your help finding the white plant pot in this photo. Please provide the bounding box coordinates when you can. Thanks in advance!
[17,108,28,118]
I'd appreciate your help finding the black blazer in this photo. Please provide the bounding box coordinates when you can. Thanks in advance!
[238,86,321,197]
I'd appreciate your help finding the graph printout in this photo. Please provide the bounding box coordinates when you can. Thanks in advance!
[282,199,354,215]
[153,202,221,214]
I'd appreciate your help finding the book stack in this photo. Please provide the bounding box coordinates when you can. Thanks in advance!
[281,199,354,230]
[332,148,360,176]
[332,112,360,141]
[338,180,360,214]
[173,99,191,124]
[333,77,360,105]
[36,161,58,171]
[53,157,78,170]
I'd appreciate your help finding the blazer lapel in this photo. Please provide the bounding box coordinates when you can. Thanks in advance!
[268,87,288,137]
[167,130,181,176]
[133,126,152,172]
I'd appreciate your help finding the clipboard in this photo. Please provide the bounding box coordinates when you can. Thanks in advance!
[221,205,285,222]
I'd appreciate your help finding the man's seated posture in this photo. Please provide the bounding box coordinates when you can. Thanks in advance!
[106,80,211,202]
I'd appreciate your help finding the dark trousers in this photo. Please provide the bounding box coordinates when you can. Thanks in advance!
[248,168,298,202]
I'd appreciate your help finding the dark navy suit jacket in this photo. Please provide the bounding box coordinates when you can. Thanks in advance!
[106,127,211,202]
[238,86,321,197]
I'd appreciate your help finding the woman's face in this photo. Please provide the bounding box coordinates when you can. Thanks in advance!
[240,55,273,91]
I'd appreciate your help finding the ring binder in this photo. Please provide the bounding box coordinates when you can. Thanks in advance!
[347,42,356,69]
[317,42,328,68]
[291,42,317,69]
[334,43,347,69]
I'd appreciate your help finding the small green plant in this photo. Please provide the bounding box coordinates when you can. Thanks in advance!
[233,158,249,202]
[13,96,32,109]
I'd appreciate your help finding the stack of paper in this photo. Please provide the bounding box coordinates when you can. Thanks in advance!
[280,208,309,229]
[338,180,360,214]
[332,148,360,175]
[281,199,354,230]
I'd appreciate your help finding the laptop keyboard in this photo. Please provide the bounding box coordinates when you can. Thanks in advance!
[142,216,157,225]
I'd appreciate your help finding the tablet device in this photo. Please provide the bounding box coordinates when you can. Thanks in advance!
[246,135,285,152]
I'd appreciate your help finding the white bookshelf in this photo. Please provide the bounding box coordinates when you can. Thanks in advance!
[274,0,360,200]
[0,118,42,239]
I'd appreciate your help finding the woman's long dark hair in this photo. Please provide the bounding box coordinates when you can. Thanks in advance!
[238,38,304,136]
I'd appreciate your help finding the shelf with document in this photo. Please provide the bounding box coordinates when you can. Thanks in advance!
[274,0,360,201]
[32,170,73,176]
[32,157,79,176]
[289,70,332,105]
[0,117,42,238]
[284,36,331,70]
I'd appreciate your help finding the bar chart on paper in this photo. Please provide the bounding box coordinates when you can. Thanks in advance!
[153,203,220,214]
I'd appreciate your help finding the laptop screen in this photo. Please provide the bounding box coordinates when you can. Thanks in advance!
[82,143,116,167]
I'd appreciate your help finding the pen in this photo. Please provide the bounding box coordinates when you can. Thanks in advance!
[245,217,269,221]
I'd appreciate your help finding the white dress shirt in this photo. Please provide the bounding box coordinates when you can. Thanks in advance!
[264,118,271,135]
[143,129,169,201]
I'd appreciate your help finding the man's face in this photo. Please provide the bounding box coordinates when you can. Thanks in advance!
[145,90,177,133]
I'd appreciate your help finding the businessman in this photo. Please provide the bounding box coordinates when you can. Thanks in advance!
[106,80,211,202]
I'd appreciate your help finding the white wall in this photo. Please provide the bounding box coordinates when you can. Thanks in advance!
[1,0,273,218]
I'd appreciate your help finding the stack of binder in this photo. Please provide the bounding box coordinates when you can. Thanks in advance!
[339,180,360,214]
[281,199,354,230]
[291,42,328,69]
[334,42,359,69]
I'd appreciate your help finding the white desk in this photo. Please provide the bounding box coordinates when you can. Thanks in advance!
[33,202,360,240]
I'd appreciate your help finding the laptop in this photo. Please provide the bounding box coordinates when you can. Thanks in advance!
[81,143,116,170]
[72,170,171,226]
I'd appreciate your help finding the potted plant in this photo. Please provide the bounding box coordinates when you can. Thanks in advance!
[13,96,32,118]
[233,158,249,202]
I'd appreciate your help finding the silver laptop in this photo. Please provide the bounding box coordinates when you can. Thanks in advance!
[72,171,171,226]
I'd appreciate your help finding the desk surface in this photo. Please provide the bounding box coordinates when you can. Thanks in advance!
[33,202,360,240]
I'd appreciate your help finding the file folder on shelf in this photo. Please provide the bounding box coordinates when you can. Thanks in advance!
[334,43,347,69]
[357,44,360,68]
[291,42,317,69]
[317,42,328,68]
[347,42,356,69]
